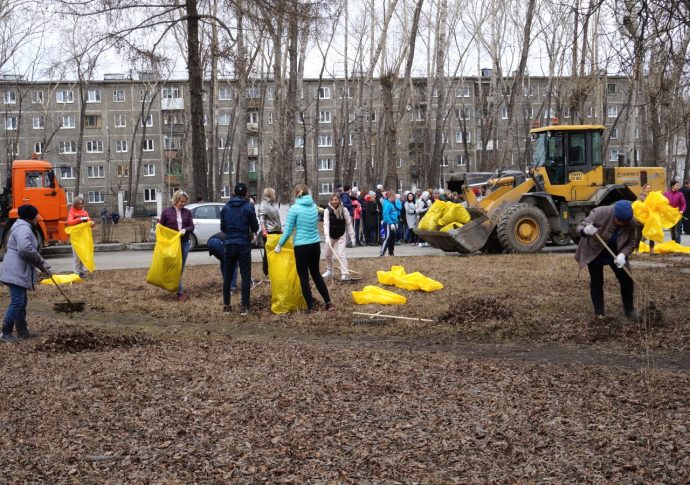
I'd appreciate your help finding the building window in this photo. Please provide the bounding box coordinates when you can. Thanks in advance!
[318,158,333,171]
[610,127,619,140]
[267,88,274,101]
[268,112,273,124]
[4,90,16,104]
[32,91,44,104]
[139,89,151,102]
[247,136,258,148]
[366,111,377,122]
[114,115,127,128]
[635,127,639,139]
[85,140,104,153]
[396,158,403,168]
[317,134,332,147]
[219,86,233,100]
[317,86,331,99]
[163,113,184,125]
[116,165,129,177]
[295,159,304,172]
[162,86,182,99]
[319,182,334,194]
[587,106,595,118]
[58,115,74,129]
[87,165,105,178]
[607,83,617,95]
[115,140,128,152]
[247,110,259,124]
[218,137,227,149]
[218,113,232,125]
[220,186,231,198]
[343,86,354,99]
[501,107,508,119]
[457,153,468,166]
[140,114,153,127]
[607,106,617,118]
[222,161,233,174]
[65,191,74,204]
[87,89,101,103]
[143,163,155,176]
[56,90,74,103]
[164,136,181,150]
[246,86,260,98]
[524,107,534,119]
[563,107,571,118]
[440,155,449,167]
[456,108,471,120]
[319,111,331,123]
[59,141,77,154]
[113,89,125,102]
[609,148,619,161]
[295,136,304,148]
[455,130,470,144]
[456,85,470,97]
[88,191,105,204]
[84,114,102,128]
[60,166,76,179]
[143,139,154,151]
[5,116,17,130]
[523,85,534,97]
[34,142,44,154]
[144,188,156,202]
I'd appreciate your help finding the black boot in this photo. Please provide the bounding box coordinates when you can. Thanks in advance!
[1,323,17,343]
[16,321,37,339]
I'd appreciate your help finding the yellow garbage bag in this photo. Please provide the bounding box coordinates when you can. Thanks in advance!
[418,200,447,231]
[377,265,444,292]
[265,234,307,314]
[440,221,463,232]
[632,191,682,243]
[64,222,95,272]
[146,224,182,293]
[639,240,690,254]
[352,285,407,305]
[40,273,84,285]
[438,203,471,226]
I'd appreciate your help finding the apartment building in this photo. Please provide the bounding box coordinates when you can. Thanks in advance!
[1,72,641,211]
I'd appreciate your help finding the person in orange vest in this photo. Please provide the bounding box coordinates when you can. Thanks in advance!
[66,196,94,278]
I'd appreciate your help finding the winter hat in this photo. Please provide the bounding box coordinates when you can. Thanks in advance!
[376,184,384,190]
[18,204,38,220]
[369,190,376,197]
[422,191,430,199]
[613,200,633,221]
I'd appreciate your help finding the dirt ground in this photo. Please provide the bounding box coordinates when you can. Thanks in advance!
[1,251,689,482]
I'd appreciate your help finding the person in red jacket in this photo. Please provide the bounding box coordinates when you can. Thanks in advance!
[66,196,94,278]
[664,180,686,243]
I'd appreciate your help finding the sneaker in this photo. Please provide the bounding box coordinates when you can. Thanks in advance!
[325,302,335,312]
[321,269,333,278]
[177,293,188,302]
[223,305,231,314]
[1,333,17,343]
[340,274,351,281]
[240,307,249,317]
[625,309,640,321]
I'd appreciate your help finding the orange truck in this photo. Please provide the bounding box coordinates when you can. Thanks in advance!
[0,154,69,251]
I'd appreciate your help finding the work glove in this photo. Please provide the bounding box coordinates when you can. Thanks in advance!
[583,224,597,236]
[180,229,186,235]
[81,217,89,223]
[390,224,398,232]
[41,263,52,277]
[274,245,282,254]
[615,253,626,268]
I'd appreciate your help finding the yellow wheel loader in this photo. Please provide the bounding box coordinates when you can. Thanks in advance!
[415,125,665,253]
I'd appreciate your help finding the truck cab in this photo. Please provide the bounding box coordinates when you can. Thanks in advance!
[1,156,69,249]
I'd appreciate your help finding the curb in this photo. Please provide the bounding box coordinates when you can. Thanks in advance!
[42,243,129,256]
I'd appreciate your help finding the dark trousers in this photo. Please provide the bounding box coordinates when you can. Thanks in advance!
[354,219,362,244]
[380,224,396,256]
[587,262,634,316]
[683,210,690,235]
[294,242,331,310]
[223,244,252,308]
[366,226,378,244]
[670,221,682,243]
[2,283,27,335]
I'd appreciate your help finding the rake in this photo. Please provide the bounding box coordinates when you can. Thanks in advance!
[49,275,85,313]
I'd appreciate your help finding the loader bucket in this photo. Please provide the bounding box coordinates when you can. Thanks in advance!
[414,215,493,254]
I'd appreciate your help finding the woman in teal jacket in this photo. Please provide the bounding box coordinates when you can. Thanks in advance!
[275,184,334,312]
[380,193,399,257]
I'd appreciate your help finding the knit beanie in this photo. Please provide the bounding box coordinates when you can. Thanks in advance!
[18,204,38,220]
[613,200,633,221]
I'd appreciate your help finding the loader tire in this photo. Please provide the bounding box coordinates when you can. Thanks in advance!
[497,203,549,253]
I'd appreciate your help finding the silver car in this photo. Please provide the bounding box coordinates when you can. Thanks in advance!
[150,202,225,250]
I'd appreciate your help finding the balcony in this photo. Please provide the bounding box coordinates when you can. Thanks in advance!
[247,171,257,181]
[247,98,261,109]
[247,147,259,157]
[409,166,419,178]
[164,174,180,185]
[161,98,184,110]
[246,122,259,132]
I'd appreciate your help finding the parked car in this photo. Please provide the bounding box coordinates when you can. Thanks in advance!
[150,202,225,250]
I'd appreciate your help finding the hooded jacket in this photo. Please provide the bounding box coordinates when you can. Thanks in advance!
[0,219,48,289]
[220,196,260,246]
[574,205,639,269]
[381,199,399,225]
[278,194,321,247]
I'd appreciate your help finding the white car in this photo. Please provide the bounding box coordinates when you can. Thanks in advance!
[150,202,225,250]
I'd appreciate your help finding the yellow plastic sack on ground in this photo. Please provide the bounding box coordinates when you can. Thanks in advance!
[438,203,471,226]
[377,265,444,292]
[418,200,447,231]
[632,191,682,243]
[440,221,463,232]
[265,234,307,314]
[639,240,690,254]
[64,222,95,272]
[352,285,407,305]
[40,274,84,285]
[146,224,182,293]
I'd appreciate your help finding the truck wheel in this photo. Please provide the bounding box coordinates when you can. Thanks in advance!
[497,203,549,253]
[188,233,198,251]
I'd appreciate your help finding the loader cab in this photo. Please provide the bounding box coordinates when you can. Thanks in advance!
[530,125,605,202]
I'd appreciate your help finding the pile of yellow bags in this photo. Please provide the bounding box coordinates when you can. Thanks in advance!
[352,286,407,305]
[377,265,444,292]
[632,191,682,242]
[418,200,471,232]
[265,234,307,314]
[146,224,182,292]
[639,241,690,254]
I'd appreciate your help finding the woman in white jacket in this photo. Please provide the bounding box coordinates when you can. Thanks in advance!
[415,191,432,247]
[322,193,356,281]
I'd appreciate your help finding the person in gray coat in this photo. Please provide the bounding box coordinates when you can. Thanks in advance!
[0,205,52,342]
[258,187,282,277]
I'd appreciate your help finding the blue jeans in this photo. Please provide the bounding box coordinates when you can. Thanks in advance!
[178,238,191,295]
[223,244,251,308]
[3,284,27,335]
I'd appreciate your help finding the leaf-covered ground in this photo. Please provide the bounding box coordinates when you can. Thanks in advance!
[1,251,689,482]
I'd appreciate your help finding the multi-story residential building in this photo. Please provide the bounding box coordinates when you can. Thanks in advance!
[1,72,646,213]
